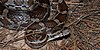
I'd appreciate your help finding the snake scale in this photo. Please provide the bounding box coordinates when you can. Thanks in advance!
[0,0,70,49]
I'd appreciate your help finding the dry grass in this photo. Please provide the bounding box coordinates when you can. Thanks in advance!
[0,0,100,50]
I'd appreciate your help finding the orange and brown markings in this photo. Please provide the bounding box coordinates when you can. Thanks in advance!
[44,20,57,28]
[58,0,68,12]
[32,6,47,19]
[55,14,67,22]
[28,22,42,30]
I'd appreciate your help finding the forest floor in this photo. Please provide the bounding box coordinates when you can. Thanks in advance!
[0,0,100,50]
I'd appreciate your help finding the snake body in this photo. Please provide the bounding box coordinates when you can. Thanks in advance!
[0,0,70,49]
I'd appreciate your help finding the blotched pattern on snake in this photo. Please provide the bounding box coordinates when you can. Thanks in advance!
[0,0,70,49]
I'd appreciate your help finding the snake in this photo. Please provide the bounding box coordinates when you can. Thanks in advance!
[0,0,70,49]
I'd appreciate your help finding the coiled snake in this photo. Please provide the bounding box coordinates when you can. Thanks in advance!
[0,0,70,49]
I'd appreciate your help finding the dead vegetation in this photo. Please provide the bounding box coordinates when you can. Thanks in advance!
[0,0,100,50]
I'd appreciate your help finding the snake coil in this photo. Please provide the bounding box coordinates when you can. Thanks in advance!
[0,0,70,49]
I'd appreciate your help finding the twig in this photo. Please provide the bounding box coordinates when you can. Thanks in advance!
[65,2,84,5]
[65,11,99,27]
